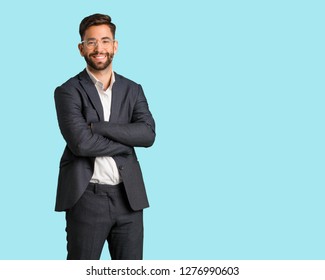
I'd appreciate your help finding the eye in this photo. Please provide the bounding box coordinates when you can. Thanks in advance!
[102,39,112,45]
[87,40,96,47]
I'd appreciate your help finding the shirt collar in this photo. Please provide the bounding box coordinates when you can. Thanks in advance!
[86,67,115,91]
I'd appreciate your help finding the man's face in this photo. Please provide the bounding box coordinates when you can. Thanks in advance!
[78,24,118,71]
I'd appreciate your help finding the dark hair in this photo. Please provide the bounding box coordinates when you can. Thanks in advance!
[79,13,116,40]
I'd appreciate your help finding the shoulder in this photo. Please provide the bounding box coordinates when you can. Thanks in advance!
[55,70,87,95]
[114,72,141,88]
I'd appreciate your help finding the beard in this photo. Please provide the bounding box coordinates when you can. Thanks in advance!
[84,51,114,71]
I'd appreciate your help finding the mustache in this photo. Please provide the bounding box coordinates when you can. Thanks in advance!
[89,51,112,56]
[90,52,105,56]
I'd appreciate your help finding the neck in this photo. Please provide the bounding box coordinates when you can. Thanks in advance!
[88,64,113,90]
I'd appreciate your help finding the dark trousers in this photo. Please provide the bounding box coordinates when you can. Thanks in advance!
[65,183,143,260]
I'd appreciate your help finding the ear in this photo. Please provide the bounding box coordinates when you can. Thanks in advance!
[113,40,118,55]
[78,43,84,56]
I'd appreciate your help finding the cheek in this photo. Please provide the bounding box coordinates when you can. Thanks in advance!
[82,49,89,57]
[80,46,91,57]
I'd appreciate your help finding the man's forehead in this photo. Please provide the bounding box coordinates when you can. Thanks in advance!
[84,25,113,37]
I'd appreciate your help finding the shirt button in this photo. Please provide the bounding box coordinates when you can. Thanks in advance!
[119,166,124,171]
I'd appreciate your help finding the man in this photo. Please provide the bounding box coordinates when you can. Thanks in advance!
[54,13,155,260]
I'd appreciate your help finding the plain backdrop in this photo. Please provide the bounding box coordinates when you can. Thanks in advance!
[0,0,324,259]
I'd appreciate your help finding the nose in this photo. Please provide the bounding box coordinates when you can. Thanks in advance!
[94,41,104,51]
[95,40,104,52]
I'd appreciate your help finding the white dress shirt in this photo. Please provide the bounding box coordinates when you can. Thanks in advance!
[86,68,122,185]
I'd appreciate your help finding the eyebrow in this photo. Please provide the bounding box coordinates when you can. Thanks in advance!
[86,36,113,41]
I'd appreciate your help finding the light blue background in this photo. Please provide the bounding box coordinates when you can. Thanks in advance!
[0,0,324,259]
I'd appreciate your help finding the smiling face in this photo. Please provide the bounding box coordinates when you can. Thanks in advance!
[78,24,118,72]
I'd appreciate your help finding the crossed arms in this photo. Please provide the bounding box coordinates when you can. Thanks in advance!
[54,84,155,158]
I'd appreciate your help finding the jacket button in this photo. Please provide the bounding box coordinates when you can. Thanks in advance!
[119,166,124,171]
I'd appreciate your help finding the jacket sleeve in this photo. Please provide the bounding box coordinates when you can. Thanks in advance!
[91,84,156,147]
[54,85,133,157]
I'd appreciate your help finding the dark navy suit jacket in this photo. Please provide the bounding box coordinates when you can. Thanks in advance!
[54,69,155,211]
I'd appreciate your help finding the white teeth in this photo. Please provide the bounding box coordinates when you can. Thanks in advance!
[92,55,105,59]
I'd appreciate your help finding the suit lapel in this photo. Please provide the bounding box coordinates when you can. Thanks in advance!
[78,69,104,121]
[110,72,124,123]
